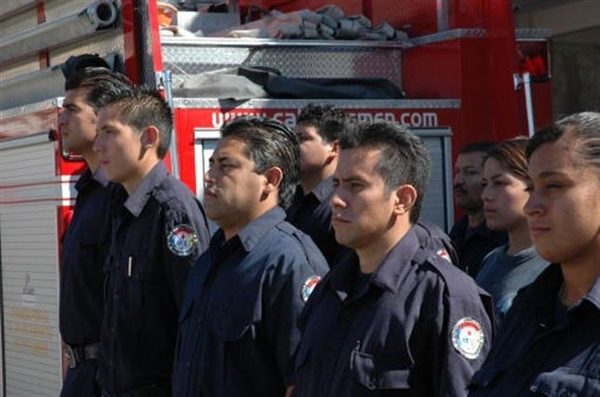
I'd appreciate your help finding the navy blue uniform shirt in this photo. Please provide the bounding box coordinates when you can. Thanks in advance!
[60,167,115,345]
[295,226,494,397]
[414,219,459,266]
[469,265,600,397]
[97,162,210,393]
[450,215,507,278]
[286,177,342,266]
[172,206,329,397]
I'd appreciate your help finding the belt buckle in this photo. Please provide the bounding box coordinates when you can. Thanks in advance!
[65,345,78,369]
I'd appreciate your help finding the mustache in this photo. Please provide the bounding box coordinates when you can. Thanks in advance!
[453,186,467,194]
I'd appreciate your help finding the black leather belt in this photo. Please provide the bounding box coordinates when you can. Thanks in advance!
[65,343,100,369]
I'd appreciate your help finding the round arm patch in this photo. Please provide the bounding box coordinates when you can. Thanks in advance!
[167,224,198,257]
[451,317,485,360]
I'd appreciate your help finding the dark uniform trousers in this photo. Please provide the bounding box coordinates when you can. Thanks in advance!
[60,168,116,397]
[295,227,494,397]
[98,163,209,396]
[469,265,600,397]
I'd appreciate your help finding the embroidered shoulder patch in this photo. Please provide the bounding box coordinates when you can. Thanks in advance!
[451,317,485,360]
[437,248,451,263]
[167,224,197,257]
[301,276,322,302]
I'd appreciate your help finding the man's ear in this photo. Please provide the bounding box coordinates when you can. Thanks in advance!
[325,139,339,164]
[393,184,417,217]
[263,166,284,195]
[141,126,160,150]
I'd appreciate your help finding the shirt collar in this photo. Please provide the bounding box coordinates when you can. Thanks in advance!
[124,162,168,217]
[521,264,600,314]
[311,176,335,203]
[75,166,110,193]
[330,227,422,299]
[582,272,600,311]
[370,227,421,293]
[93,166,110,187]
[236,206,287,252]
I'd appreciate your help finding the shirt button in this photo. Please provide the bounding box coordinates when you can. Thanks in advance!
[107,360,113,368]
[113,293,119,300]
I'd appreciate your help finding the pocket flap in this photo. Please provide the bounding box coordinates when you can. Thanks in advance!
[377,369,410,389]
[530,369,587,396]
[212,308,252,341]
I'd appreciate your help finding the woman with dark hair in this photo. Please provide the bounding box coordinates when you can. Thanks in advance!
[469,112,600,396]
[476,137,548,326]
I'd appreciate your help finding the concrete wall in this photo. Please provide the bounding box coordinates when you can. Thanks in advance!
[514,0,600,117]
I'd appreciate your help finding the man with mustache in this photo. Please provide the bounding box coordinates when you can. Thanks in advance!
[294,122,493,397]
[450,142,507,277]
[172,116,328,397]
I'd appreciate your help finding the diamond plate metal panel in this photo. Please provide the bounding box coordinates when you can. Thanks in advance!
[515,28,551,39]
[173,98,460,109]
[162,40,403,89]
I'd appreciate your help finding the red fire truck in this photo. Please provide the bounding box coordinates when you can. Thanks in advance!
[0,0,551,395]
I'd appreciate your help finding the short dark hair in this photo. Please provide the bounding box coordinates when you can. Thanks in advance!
[527,112,600,171]
[297,104,350,142]
[64,67,133,113]
[102,86,173,159]
[220,116,300,209]
[459,141,496,156]
[486,137,530,184]
[339,122,431,223]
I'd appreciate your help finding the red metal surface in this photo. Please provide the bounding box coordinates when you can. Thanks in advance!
[174,106,462,194]
[121,0,140,83]
[36,2,50,69]
[147,0,164,73]
[449,0,485,29]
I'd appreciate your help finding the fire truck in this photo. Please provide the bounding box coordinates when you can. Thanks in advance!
[0,0,551,395]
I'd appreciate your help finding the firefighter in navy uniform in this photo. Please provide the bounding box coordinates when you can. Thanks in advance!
[58,67,133,397]
[286,104,350,266]
[294,122,494,397]
[171,117,329,397]
[468,113,600,397]
[92,87,210,397]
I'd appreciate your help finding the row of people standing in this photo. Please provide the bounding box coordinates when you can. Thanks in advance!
[58,64,599,397]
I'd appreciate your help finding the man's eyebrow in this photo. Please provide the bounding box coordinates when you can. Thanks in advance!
[535,171,570,179]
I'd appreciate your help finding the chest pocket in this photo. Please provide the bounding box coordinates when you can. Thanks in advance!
[530,368,600,396]
[351,352,410,391]
[80,227,107,246]
[211,308,253,387]
[125,244,168,286]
